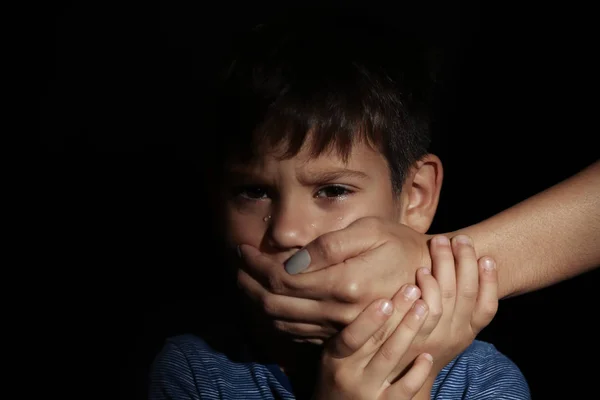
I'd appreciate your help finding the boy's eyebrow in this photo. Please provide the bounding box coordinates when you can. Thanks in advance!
[298,168,370,183]
[225,168,370,183]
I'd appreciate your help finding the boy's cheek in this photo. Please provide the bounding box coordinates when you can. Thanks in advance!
[224,215,267,249]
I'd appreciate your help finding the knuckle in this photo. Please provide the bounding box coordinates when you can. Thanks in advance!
[338,306,361,326]
[339,329,360,353]
[272,319,291,334]
[261,295,280,317]
[460,288,479,300]
[316,234,344,263]
[378,343,397,363]
[266,274,286,295]
[398,378,420,397]
[480,301,499,319]
[335,279,363,303]
[425,310,442,330]
[427,306,442,324]
[370,323,393,347]
[441,289,456,300]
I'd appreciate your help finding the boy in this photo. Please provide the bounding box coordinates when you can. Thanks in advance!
[150,11,530,399]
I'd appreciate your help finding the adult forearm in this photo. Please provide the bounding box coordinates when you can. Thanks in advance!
[450,160,599,299]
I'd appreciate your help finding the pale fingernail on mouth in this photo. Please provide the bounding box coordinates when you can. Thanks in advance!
[284,249,311,274]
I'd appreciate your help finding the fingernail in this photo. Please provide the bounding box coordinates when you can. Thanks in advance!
[419,267,431,275]
[403,284,419,300]
[236,245,242,259]
[413,302,427,317]
[284,249,311,274]
[455,235,472,246]
[433,235,450,246]
[379,300,393,315]
[423,353,434,363]
[482,257,496,272]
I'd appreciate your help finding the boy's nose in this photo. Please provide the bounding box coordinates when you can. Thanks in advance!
[267,204,317,252]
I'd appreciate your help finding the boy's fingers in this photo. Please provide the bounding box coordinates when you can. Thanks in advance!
[472,257,499,332]
[430,235,457,318]
[452,235,480,323]
[384,353,433,400]
[327,299,394,359]
[414,267,442,337]
[366,299,428,382]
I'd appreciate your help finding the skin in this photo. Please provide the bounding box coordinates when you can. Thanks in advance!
[231,136,443,345]
[223,137,443,260]
[451,159,600,297]
[236,159,600,344]
[312,237,499,399]
[224,141,406,258]
[220,137,468,397]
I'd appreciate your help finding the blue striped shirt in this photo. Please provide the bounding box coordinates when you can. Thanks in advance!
[149,334,530,399]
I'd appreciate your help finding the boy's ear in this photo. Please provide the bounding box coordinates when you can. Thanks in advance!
[397,154,443,233]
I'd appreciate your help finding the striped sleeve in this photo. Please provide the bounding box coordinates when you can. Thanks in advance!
[468,346,530,400]
[148,339,204,400]
[432,341,531,400]
[148,335,293,400]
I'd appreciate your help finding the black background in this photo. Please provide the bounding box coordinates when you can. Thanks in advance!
[36,1,598,398]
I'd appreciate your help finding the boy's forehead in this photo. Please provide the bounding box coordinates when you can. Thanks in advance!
[226,140,387,178]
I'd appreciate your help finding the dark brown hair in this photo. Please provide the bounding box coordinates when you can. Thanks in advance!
[209,9,436,192]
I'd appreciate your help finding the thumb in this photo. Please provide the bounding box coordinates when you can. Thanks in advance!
[284,217,382,275]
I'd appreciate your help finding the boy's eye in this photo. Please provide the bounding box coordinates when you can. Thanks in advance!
[236,186,269,200]
[315,185,353,198]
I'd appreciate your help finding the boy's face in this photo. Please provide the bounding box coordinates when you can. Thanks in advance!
[221,139,405,264]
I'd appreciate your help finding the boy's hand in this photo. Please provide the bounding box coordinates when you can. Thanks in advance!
[314,288,433,400]
[387,235,499,381]
[237,217,431,344]
[313,232,498,399]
